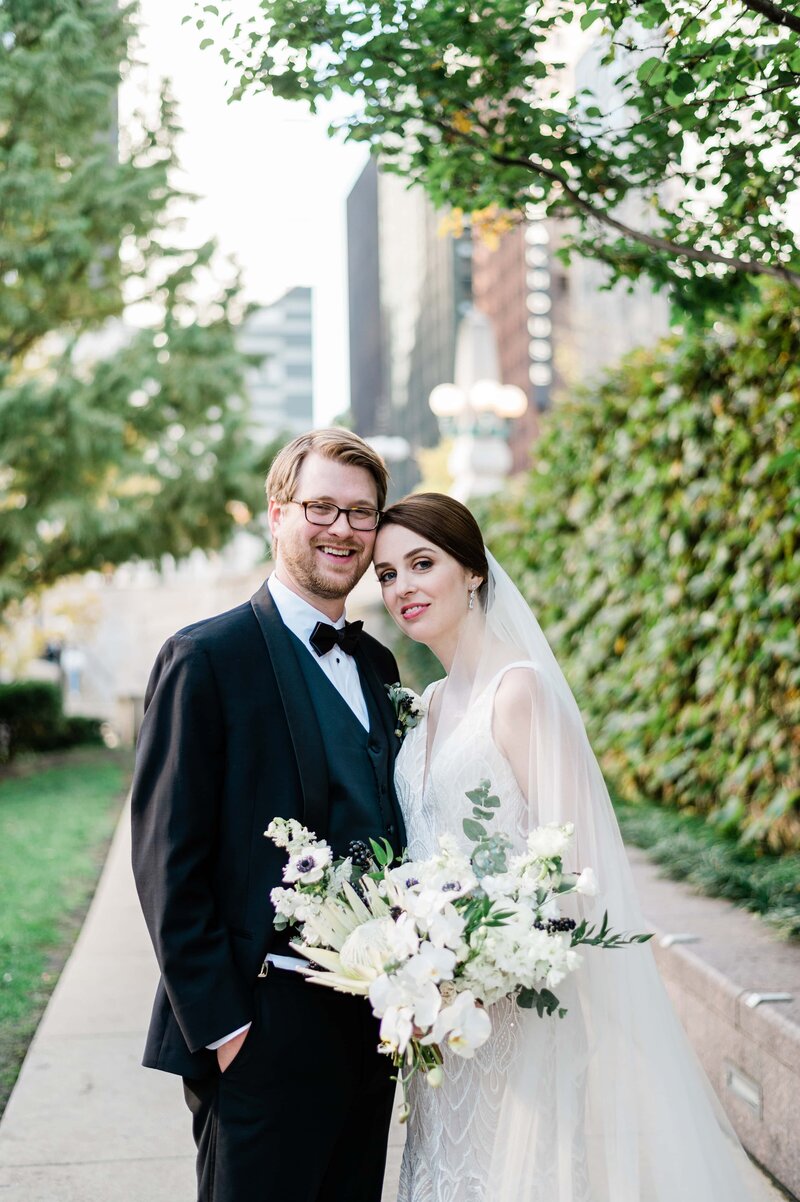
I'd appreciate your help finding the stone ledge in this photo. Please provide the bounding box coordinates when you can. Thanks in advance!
[626,846,800,1199]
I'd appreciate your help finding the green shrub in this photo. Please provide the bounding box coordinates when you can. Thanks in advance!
[613,797,800,940]
[0,681,102,761]
[486,284,800,851]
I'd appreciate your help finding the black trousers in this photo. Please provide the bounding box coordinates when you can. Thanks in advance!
[183,968,397,1202]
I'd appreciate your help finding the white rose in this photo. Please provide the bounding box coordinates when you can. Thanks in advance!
[526,823,574,861]
[575,867,598,896]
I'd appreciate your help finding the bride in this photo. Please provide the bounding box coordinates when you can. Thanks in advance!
[373,493,767,1202]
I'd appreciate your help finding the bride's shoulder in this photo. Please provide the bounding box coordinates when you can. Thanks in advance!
[491,662,540,715]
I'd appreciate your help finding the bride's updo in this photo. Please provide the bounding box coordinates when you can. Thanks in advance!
[378,493,490,607]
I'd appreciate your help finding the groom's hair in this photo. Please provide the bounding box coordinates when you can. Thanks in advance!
[265,428,389,510]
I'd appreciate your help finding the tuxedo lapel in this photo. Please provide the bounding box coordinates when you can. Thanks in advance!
[249,582,330,838]
[355,648,397,751]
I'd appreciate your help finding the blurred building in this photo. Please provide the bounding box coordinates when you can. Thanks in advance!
[239,286,314,444]
[346,160,472,453]
[347,159,386,437]
[472,223,545,474]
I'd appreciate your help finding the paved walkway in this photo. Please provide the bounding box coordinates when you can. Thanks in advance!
[0,805,785,1202]
[0,802,404,1201]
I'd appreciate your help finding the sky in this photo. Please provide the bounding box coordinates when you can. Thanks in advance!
[120,1,369,426]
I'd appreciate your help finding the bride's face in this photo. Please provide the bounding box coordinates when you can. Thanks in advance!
[373,523,480,655]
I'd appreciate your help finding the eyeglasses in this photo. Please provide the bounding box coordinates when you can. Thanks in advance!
[289,499,381,531]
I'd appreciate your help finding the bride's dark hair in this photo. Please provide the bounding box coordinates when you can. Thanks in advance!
[378,493,490,606]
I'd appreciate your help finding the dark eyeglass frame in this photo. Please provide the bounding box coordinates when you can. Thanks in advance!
[289,499,382,531]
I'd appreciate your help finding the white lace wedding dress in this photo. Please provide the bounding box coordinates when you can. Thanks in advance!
[394,672,534,1202]
[392,552,765,1202]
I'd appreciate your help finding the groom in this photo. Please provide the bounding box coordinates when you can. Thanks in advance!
[131,428,406,1202]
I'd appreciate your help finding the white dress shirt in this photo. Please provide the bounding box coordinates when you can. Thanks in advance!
[206,573,370,1051]
[266,572,369,729]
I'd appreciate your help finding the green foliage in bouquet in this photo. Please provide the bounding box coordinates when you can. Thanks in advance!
[484,284,799,852]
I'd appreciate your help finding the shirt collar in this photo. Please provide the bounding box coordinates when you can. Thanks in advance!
[267,572,347,648]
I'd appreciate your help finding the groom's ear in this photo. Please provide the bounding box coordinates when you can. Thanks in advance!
[267,497,283,545]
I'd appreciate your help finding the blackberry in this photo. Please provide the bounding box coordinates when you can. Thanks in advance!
[347,840,372,869]
[545,917,577,934]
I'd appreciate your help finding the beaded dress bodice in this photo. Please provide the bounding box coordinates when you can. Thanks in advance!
[392,675,531,1202]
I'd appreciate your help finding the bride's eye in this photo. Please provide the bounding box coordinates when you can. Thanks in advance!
[377,569,396,586]
[413,558,433,571]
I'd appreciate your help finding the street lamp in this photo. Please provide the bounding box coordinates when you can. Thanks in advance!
[429,306,527,502]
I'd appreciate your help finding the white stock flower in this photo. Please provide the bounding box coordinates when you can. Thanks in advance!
[283,844,332,884]
[575,867,598,896]
[431,991,492,1058]
[265,816,315,850]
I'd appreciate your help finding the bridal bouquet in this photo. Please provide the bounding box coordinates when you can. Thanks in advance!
[266,781,651,1118]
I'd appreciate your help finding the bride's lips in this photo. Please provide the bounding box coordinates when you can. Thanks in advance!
[400,602,429,621]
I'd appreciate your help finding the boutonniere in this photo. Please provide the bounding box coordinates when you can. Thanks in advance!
[386,682,425,741]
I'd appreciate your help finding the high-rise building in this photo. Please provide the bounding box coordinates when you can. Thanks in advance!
[239,286,314,444]
[347,159,386,437]
[346,161,472,452]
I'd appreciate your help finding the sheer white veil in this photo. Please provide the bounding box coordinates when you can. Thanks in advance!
[430,550,765,1202]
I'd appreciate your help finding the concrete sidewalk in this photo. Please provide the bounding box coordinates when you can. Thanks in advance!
[0,805,785,1202]
[0,802,404,1201]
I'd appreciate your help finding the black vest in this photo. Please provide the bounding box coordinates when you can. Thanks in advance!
[290,634,403,857]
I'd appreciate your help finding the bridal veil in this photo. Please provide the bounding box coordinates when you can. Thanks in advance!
[429,550,766,1202]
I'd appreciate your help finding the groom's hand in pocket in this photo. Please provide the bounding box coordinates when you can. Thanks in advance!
[217,1027,250,1073]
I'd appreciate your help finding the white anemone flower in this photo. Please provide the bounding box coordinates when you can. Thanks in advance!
[283,844,332,884]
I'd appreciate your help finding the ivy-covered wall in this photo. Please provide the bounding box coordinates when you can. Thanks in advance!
[484,285,799,852]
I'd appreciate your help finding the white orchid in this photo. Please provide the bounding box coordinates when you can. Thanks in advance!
[378,1004,415,1054]
[430,990,492,1058]
[370,971,442,1032]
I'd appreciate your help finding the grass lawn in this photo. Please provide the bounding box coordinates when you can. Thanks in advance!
[0,746,133,1116]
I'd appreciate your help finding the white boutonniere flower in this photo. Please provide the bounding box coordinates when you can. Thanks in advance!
[386,682,425,741]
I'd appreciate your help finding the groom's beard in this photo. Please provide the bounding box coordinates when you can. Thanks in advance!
[278,534,372,601]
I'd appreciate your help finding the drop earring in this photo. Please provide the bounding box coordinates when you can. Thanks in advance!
[468,588,476,611]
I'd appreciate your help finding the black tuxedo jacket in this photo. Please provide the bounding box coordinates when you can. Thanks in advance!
[131,582,403,1079]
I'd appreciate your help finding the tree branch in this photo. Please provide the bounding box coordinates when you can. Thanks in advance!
[436,121,800,288]
[739,0,800,35]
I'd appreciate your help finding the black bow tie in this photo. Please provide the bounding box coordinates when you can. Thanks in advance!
[309,620,363,658]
